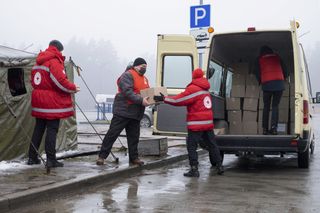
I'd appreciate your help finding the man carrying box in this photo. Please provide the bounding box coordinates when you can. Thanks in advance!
[96,57,150,166]
[154,68,224,177]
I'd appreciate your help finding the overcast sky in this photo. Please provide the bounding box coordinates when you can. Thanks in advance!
[1,0,320,60]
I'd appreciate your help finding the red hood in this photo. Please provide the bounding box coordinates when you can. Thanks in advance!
[191,77,210,90]
[36,46,64,65]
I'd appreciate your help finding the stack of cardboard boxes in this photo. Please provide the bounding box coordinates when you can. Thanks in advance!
[227,64,293,135]
[227,63,259,134]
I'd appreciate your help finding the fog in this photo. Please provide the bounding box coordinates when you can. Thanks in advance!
[1,0,320,109]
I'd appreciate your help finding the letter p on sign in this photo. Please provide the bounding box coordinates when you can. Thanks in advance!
[190,4,210,28]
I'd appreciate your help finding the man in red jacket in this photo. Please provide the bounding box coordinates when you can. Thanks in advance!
[27,40,80,168]
[154,68,223,177]
[255,45,288,135]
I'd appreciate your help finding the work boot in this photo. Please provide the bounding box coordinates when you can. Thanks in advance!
[27,157,41,165]
[215,161,224,175]
[184,166,200,177]
[263,128,268,135]
[130,158,145,166]
[96,157,105,166]
[46,159,64,168]
[270,126,278,135]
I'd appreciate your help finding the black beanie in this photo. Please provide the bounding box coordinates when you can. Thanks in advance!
[133,57,147,67]
[49,40,64,52]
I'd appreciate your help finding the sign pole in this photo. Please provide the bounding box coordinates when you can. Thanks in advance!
[199,0,203,68]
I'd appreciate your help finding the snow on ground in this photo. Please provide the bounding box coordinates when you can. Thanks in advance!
[0,160,31,172]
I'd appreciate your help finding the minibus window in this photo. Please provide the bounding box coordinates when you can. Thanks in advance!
[208,60,223,95]
[162,55,192,88]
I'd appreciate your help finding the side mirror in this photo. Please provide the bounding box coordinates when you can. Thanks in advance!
[208,67,215,79]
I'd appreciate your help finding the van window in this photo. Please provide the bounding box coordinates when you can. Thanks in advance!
[7,68,27,97]
[162,55,192,88]
[208,60,223,95]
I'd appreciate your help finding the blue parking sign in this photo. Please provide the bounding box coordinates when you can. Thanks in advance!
[190,5,210,28]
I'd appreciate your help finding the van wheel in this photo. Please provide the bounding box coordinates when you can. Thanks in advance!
[298,147,310,168]
[310,134,315,155]
[140,115,151,128]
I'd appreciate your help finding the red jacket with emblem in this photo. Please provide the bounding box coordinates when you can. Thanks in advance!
[164,69,213,131]
[259,53,284,84]
[31,46,77,119]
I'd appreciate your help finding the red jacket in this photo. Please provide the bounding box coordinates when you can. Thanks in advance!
[164,69,213,131]
[31,46,77,119]
[259,53,284,84]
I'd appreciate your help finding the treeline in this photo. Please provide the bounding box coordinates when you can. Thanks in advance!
[64,38,156,110]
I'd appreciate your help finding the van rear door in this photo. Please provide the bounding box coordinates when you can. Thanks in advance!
[153,35,198,136]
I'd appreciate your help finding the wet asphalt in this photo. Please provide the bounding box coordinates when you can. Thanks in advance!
[4,115,320,213]
[7,146,320,213]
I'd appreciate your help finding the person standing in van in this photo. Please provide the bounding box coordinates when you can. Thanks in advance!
[255,45,288,135]
[154,68,224,177]
[28,40,80,168]
[96,57,150,166]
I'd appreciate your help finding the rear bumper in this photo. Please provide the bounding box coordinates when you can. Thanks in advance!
[216,135,308,154]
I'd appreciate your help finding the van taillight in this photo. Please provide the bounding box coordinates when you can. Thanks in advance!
[247,27,256,32]
[303,100,309,124]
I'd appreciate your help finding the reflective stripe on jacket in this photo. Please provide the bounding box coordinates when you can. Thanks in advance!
[31,46,76,119]
[164,77,213,131]
[259,54,284,84]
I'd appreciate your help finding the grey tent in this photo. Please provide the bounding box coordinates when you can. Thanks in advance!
[0,45,77,161]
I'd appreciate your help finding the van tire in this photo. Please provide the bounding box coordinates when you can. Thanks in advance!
[140,115,151,128]
[298,147,310,168]
[310,134,315,155]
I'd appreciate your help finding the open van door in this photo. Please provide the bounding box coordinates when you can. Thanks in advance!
[153,35,198,136]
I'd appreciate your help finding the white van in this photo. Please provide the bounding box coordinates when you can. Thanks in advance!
[153,21,317,168]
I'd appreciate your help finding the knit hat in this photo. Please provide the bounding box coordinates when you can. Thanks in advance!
[49,40,64,52]
[133,57,147,67]
[192,68,204,79]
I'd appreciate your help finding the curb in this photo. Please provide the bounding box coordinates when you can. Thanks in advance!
[0,150,206,211]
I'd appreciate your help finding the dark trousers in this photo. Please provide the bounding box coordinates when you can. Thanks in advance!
[99,115,141,162]
[28,118,60,161]
[187,130,221,167]
[263,91,283,129]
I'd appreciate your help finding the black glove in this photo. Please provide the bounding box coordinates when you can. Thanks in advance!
[153,92,165,102]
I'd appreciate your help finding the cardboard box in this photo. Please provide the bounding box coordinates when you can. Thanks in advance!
[277,123,287,135]
[243,98,258,111]
[138,137,168,156]
[228,110,242,122]
[283,82,290,97]
[242,121,258,134]
[245,85,260,98]
[231,85,245,97]
[229,121,242,134]
[257,122,263,134]
[226,98,241,110]
[232,63,249,75]
[279,109,289,122]
[140,87,168,104]
[245,74,259,86]
[232,74,246,85]
[243,110,257,122]
[279,97,289,109]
